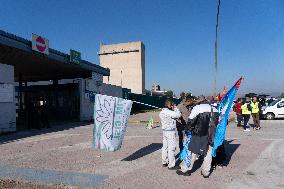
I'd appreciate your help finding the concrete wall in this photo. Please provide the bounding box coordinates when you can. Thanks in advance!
[101,83,123,98]
[0,63,16,133]
[99,41,145,94]
[79,79,125,121]
[79,72,103,121]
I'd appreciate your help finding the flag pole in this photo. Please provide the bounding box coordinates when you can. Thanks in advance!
[214,0,221,96]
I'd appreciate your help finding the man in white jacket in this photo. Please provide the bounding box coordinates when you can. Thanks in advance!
[159,99,181,169]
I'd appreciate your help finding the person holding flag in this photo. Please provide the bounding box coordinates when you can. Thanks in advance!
[212,77,243,158]
[176,96,219,177]
[176,96,194,153]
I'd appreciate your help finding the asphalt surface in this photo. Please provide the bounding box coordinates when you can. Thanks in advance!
[0,112,283,189]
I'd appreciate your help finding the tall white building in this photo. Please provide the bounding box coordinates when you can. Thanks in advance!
[99,41,145,94]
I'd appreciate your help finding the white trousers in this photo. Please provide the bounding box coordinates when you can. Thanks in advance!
[162,130,176,168]
[180,145,212,176]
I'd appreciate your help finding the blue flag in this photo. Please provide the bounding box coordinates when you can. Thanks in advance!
[212,77,242,157]
[179,130,192,168]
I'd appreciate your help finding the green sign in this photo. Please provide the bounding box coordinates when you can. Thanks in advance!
[70,49,81,64]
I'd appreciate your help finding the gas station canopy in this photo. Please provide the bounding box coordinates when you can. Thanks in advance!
[0,30,110,82]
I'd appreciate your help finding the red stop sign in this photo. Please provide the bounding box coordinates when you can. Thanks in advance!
[35,36,46,52]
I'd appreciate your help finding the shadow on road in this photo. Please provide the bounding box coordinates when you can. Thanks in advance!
[190,140,240,173]
[122,143,162,161]
[223,140,240,166]
[0,121,92,145]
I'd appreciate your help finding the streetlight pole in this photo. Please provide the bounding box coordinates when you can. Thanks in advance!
[214,0,221,96]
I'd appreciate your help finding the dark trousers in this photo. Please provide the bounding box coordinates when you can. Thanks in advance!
[252,113,260,128]
[236,113,242,127]
[243,114,250,129]
[211,141,226,168]
[177,126,185,152]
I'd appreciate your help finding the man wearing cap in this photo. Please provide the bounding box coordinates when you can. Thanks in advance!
[176,96,219,177]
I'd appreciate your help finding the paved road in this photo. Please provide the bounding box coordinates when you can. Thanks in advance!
[0,113,283,189]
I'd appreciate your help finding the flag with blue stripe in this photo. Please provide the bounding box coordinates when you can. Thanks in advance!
[179,130,192,168]
[212,77,242,157]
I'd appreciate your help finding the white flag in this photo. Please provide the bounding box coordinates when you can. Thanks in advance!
[93,94,132,151]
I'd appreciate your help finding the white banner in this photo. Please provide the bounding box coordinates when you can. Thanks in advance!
[93,94,132,151]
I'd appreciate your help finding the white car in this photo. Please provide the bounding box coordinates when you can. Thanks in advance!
[262,98,284,120]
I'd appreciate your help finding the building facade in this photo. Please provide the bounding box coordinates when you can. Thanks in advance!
[0,30,110,133]
[0,63,16,133]
[99,41,145,94]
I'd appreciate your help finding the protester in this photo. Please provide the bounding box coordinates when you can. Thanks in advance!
[211,118,228,170]
[25,99,35,130]
[251,96,261,130]
[39,104,50,128]
[241,97,252,132]
[159,98,181,169]
[176,96,219,177]
[235,98,242,127]
[176,96,194,152]
[211,95,228,170]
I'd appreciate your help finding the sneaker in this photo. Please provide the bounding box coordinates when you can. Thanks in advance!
[168,165,180,170]
[244,128,250,132]
[176,170,191,176]
[201,172,210,178]
[162,164,168,167]
[217,165,223,169]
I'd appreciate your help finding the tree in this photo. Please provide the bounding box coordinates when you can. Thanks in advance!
[245,93,257,98]
[186,92,192,97]
[165,90,174,97]
[180,92,186,99]
[280,93,284,98]
[180,92,192,100]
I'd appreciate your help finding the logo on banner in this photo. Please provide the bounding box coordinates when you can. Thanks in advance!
[93,94,132,152]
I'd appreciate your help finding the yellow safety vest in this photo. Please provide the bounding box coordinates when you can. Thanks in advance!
[241,103,251,114]
[251,102,259,114]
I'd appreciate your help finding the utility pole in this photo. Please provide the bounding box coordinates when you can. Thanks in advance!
[214,0,221,96]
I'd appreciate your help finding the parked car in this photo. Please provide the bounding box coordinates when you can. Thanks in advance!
[262,98,284,120]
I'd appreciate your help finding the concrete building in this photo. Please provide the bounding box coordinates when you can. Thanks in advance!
[99,42,145,94]
[150,84,167,96]
[0,30,110,133]
[152,84,161,91]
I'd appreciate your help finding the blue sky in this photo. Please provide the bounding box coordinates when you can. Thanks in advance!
[1,0,284,96]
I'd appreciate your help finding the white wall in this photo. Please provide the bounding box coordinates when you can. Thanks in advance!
[0,63,16,133]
